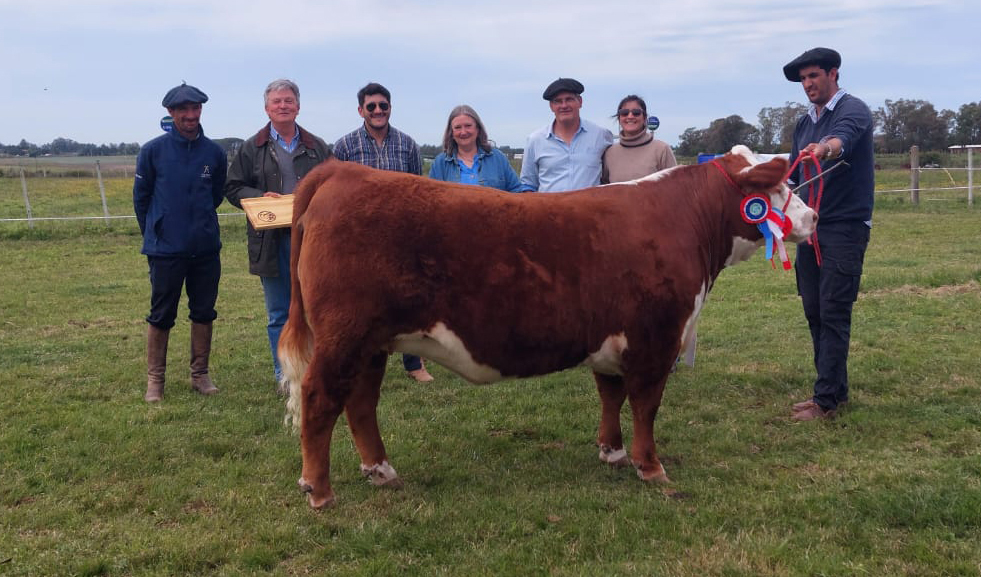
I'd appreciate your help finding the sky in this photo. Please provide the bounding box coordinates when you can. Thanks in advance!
[1,0,978,150]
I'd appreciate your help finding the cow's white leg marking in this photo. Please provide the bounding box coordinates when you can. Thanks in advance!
[599,444,629,467]
[392,322,503,384]
[361,461,402,487]
[583,332,629,376]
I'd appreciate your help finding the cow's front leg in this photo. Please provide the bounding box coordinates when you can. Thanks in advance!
[594,372,629,467]
[298,356,347,509]
[346,353,402,488]
[627,374,671,483]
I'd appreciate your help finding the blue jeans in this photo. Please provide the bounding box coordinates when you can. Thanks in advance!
[260,236,291,381]
[795,223,870,411]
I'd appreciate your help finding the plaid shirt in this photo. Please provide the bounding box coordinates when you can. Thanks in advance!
[332,124,422,175]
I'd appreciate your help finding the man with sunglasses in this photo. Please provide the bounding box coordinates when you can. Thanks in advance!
[519,77,613,192]
[332,82,433,383]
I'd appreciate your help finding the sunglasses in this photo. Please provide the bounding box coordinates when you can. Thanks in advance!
[364,101,390,112]
[618,108,645,117]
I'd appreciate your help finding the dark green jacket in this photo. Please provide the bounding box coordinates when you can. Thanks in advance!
[224,123,331,276]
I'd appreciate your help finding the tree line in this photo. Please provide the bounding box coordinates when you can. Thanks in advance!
[674,99,980,156]
[5,100,978,159]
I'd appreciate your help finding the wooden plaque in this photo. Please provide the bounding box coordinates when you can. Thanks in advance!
[240,194,294,230]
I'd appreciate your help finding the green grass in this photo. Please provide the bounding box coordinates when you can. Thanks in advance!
[1,184,980,575]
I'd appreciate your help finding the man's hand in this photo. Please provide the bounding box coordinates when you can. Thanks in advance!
[262,192,282,198]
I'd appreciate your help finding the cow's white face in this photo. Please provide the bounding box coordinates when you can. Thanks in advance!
[775,186,817,242]
[729,145,817,243]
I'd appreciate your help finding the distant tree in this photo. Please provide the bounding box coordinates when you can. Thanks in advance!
[418,143,441,159]
[701,115,759,153]
[874,99,952,152]
[757,102,807,153]
[675,126,706,157]
[951,101,981,145]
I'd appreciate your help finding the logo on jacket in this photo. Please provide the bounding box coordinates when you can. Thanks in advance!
[201,165,212,179]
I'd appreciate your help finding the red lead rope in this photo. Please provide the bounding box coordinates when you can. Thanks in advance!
[782,151,824,266]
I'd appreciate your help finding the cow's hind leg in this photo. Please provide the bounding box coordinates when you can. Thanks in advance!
[594,372,629,467]
[626,374,671,483]
[345,352,402,488]
[298,351,349,509]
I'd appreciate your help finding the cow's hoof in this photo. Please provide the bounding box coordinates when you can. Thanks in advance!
[599,444,629,467]
[307,492,336,509]
[360,461,402,488]
[635,462,672,484]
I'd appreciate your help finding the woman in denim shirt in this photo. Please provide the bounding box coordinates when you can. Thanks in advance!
[428,105,523,192]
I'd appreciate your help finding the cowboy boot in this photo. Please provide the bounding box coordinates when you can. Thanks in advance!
[190,322,218,395]
[144,325,169,402]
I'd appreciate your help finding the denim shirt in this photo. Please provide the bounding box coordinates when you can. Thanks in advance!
[429,147,523,192]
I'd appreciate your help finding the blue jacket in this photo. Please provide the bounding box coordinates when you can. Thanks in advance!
[134,127,227,257]
[428,147,523,192]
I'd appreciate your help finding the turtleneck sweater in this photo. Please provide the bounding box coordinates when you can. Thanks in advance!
[601,129,677,183]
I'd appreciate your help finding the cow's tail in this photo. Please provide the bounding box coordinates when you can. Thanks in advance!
[279,161,332,432]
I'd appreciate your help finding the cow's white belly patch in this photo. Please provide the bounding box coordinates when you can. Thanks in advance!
[583,333,629,376]
[391,322,503,384]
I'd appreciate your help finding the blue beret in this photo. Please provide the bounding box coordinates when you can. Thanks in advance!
[162,82,209,107]
[783,48,841,82]
[543,77,584,100]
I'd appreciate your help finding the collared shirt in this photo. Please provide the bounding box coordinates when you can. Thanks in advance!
[519,118,614,192]
[332,123,422,175]
[456,156,480,185]
[270,123,300,153]
[808,89,848,123]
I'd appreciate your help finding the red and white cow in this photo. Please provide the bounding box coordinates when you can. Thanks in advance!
[280,145,817,508]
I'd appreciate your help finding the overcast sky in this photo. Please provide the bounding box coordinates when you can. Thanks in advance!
[1,0,977,149]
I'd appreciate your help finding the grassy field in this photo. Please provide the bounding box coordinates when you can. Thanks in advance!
[0,172,980,575]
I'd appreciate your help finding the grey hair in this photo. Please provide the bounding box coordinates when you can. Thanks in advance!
[264,79,300,106]
[441,104,492,155]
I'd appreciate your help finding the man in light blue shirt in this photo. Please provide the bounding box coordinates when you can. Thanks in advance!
[519,78,614,192]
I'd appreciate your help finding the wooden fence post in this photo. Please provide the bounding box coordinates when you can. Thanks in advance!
[96,160,110,226]
[909,145,920,205]
[20,168,34,229]
[968,147,974,207]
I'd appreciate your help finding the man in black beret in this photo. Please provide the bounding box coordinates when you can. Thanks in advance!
[134,82,227,402]
[782,49,875,421]
[519,77,613,192]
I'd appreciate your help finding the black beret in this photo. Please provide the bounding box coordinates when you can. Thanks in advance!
[543,77,584,100]
[161,82,209,107]
[783,47,841,82]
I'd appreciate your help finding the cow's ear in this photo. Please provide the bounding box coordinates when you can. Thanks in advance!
[735,157,789,191]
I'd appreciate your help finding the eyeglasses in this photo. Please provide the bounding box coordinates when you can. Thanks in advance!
[618,108,644,118]
[364,101,390,112]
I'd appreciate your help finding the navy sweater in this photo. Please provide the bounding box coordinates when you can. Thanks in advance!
[789,93,875,227]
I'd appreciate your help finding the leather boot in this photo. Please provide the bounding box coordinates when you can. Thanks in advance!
[190,322,218,395]
[144,325,169,402]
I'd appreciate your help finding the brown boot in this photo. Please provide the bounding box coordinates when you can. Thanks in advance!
[190,322,218,395]
[144,325,169,402]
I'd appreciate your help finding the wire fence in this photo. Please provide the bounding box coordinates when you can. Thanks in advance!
[1,157,978,230]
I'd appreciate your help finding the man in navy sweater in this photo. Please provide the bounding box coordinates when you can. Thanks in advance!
[783,48,874,421]
[134,83,227,402]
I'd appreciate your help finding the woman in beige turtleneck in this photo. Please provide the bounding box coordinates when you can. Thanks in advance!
[601,95,677,184]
